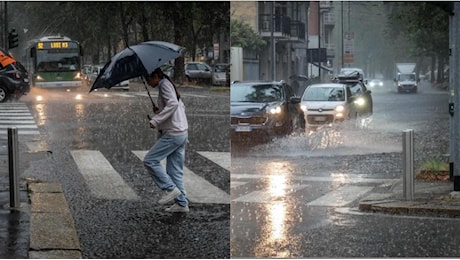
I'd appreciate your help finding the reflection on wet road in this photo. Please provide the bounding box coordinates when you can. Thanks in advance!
[231,88,454,257]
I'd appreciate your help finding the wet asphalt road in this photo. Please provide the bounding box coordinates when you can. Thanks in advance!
[231,81,460,257]
[19,84,230,258]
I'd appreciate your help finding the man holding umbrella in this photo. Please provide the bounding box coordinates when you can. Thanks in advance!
[144,67,189,213]
[90,41,189,212]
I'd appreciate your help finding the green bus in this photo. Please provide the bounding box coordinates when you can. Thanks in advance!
[29,35,83,88]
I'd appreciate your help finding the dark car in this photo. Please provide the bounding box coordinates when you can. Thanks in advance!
[0,62,30,102]
[335,72,373,117]
[231,81,303,143]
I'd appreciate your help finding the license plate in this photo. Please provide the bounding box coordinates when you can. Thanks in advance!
[235,125,252,132]
[314,116,326,122]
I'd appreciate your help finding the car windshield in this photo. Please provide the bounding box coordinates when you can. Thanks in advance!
[231,84,282,103]
[399,74,416,81]
[303,86,345,101]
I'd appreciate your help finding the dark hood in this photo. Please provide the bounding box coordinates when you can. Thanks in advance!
[231,101,281,117]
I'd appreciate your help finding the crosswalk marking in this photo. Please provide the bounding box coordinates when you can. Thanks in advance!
[232,184,309,203]
[132,150,230,204]
[197,151,230,171]
[232,173,398,185]
[231,181,247,189]
[0,103,40,136]
[231,174,397,206]
[70,150,140,201]
[306,185,374,207]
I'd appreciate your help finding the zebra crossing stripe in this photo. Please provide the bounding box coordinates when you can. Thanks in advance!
[231,181,247,189]
[197,151,230,171]
[0,103,40,136]
[232,184,309,203]
[307,185,374,207]
[232,174,398,185]
[132,150,230,204]
[70,150,140,201]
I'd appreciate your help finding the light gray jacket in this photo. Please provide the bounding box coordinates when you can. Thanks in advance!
[149,78,188,135]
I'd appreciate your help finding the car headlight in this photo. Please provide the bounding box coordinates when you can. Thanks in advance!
[354,98,365,106]
[269,106,282,114]
[36,75,43,81]
[335,105,345,112]
[301,105,307,111]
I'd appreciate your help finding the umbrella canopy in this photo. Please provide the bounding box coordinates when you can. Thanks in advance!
[0,47,16,67]
[90,41,185,92]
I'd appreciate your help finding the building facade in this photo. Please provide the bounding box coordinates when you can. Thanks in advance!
[231,1,337,83]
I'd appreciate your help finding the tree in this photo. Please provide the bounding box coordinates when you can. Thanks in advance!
[383,2,449,82]
[7,1,230,81]
[230,19,266,52]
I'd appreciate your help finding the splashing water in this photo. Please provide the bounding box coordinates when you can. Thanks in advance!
[250,121,402,158]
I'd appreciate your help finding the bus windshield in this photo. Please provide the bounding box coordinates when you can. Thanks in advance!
[36,49,80,72]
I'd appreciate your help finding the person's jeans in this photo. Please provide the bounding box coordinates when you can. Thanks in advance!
[144,133,188,207]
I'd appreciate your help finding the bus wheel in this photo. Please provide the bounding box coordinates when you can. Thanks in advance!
[0,86,9,103]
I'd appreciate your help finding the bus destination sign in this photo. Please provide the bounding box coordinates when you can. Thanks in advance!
[37,41,78,49]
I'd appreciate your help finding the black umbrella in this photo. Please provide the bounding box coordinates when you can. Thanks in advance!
[90,41,184,91]
[89,41,185,110]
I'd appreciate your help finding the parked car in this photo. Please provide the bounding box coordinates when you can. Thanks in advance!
[301,73,372,130]
[0,62,30,102]
[231,81,303,143]
[185,62,212,84]
[87,64,129,90]
[212,63,228,86]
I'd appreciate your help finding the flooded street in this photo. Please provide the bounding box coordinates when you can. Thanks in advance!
[230,82,457,257]
[14,85,231,258]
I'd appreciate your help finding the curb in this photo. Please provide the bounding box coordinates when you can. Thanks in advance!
[359,198,460,218]
[27,182,82,259]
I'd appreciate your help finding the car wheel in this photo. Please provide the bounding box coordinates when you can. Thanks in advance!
[0,86,9,103]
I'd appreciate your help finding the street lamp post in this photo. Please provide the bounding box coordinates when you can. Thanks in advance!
[271,1,276,81]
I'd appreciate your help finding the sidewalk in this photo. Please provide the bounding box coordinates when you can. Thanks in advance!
[0,139,81,259]
[359,178,460,218]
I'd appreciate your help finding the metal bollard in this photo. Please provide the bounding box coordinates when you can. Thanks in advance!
[402,129,414,200]
[8,127,20,208]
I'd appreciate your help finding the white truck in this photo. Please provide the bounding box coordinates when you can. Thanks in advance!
[394,63,418,93]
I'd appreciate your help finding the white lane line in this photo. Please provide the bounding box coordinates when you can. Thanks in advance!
[0,120,36,124]
[111,93,135,98]
[231,181,247,189]
[232,184,308,203]
[0,116,34,120]
[71,150,140,201]
[307,185,374,207]
[132,150,230,204]
[0,125,37,129]
[232,173,398,185]
[197,151,230,171]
